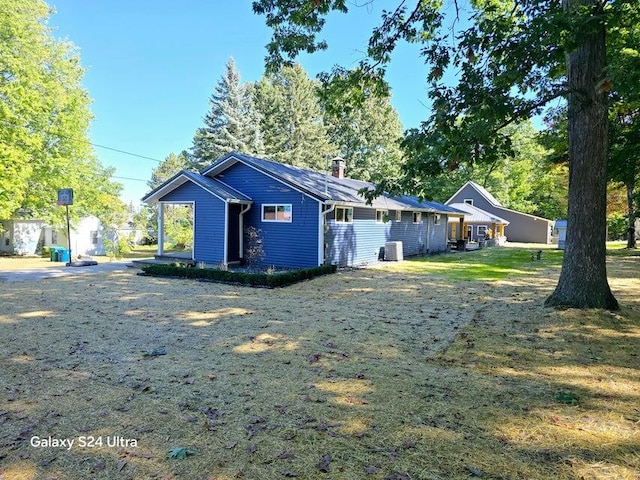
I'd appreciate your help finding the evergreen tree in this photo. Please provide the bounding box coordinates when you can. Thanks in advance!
[323,93,404,182]
[191,58,264,170]
[255,63,334,170]
[0,0,124,226]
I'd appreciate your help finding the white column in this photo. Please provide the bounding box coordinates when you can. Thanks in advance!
[158,203,164,256]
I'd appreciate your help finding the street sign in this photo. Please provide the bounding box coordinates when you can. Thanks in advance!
[57,188,74,206]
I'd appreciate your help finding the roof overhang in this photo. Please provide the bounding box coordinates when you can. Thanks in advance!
[142,171,252,205]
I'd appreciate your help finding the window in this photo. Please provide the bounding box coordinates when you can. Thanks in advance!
[464,199,474,206]
[477,225,487,236]
[434,214,441,225]
[335,206,353,223]
[395,210,402,222]
[376,210,389,223]
[51,231,58,244]
[413,212,422,224]
[90,230,98,245]
[262,204,292,222]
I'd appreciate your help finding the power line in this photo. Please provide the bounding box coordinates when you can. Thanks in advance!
[91,143,163,163]
[112,175,148,183]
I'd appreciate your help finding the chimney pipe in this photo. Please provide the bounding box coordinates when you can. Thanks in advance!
[331,157,345,179]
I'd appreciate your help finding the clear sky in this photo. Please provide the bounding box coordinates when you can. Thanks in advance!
[49,1,448,206]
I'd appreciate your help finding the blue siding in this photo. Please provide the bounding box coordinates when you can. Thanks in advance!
[217,163,320,268]
[159,182,225,264]
[325,209,449,266]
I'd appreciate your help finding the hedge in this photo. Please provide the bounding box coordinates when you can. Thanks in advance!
[140,263,337,288]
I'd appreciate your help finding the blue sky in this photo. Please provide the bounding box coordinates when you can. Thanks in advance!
[50,1,446,205]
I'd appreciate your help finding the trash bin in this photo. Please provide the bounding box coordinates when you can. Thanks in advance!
[50,246,63,261]
[58,249,70,263]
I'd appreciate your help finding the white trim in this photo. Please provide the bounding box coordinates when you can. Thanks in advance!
[157,203,164,256]
[335,206,353,223]
[375,209,389,223]
[261,204,293,223]
[191,202,196,260]
[223,202,229,265]
[412,212,422,224]
[395,210,402,222]
[145,173,230,204]
[463,198,474,206]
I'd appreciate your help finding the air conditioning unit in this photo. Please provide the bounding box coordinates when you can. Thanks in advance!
[384,241,403,261]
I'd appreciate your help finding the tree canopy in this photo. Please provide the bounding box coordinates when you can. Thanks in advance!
[253,0,640,309]
[0,0,124,227]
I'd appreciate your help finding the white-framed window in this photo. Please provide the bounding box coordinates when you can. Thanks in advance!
[262,204,292,222]
[477,225,487,236]
[376,210,389,223]
[395,210,402,222]
[90,230,98,245]
[434,214,441,225]
[464,199,474,206]
[413,212,422,224]
[335,206,353,223]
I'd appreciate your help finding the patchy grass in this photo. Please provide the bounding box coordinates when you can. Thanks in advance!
[0,253,638,479]
[378,246,564,281]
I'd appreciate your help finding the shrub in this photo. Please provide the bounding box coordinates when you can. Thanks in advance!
[140,264,337,288]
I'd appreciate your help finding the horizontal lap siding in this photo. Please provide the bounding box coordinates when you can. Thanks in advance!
[217,163,319,268]
[428,215,449,252]
[159,182,225,264]
[325,209,430,266]
[387,211,428,257]
[325,208,389,266]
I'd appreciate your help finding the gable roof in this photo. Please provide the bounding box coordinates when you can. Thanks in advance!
[447,202,510,225]
[202,152,465,215]
[446,180,554,224]
[142,169,252,204]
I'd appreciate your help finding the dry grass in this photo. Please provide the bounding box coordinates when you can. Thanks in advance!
[0,251,638,479]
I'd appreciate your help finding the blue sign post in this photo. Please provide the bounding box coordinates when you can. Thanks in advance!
[57,189,74,266]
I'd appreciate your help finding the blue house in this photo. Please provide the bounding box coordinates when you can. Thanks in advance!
[142,152,465,268]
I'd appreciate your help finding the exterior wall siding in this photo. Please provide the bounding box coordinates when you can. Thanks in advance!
[449,186,551,243]
[159,182,225,264]
[217,163,320,268]
[325,209,445,266]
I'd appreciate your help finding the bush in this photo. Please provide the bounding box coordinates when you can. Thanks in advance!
[140,263,337,288]
[607,213,628,240]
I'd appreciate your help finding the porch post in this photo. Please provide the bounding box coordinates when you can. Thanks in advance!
[158,203,164,256]
[458,217,464,240]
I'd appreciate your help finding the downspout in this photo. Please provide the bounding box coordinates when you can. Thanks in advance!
[238,203,251,260]
[320,203,336,265]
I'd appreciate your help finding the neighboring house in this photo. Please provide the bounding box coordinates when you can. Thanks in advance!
[1,216,111,257]
[446,181,554,244]
[142,152,466,268]
[446,202,509,245]
[554,219,567,249]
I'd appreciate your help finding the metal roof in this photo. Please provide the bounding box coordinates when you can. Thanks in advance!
[447,202,510,224]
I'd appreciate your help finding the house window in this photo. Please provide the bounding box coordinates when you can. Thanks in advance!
[376,210,389,223]
[90,230,98,245]
[335,207,353,223]
[262,204,292,222]
[464,199,474,206]
[477,225,487,236]
[413,212,422,224]
[395,210,402,222]
[434,214,441,225]
[51,231,58,244]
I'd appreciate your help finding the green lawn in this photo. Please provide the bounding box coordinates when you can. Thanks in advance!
[379,246,565,281]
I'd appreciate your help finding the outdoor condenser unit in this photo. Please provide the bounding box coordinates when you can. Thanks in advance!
[384,241,403,261]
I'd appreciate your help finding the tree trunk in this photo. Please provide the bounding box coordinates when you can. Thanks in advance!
[545,0,619,310]
[627,181,637,249]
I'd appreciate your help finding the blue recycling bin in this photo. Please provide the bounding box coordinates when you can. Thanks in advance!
[58,249,70,263]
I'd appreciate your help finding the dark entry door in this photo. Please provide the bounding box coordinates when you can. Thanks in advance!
[227,203,241,262]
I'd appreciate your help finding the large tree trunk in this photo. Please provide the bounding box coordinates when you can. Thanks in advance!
[546,0,619,310]
[627,182,637,249]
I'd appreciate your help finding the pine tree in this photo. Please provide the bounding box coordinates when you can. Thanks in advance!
[255,63,334,170]
[191,58,264,170]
